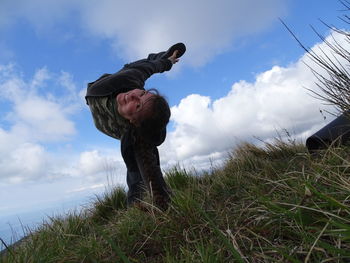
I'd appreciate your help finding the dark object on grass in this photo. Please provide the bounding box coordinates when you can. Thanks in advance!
[306,111,350,152]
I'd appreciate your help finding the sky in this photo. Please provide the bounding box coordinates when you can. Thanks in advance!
[0,0,349,245]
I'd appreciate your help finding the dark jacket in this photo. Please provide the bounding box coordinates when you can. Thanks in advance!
[85,57,172,100]
[85,56,173,146]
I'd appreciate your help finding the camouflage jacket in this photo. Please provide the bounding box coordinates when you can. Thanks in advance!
[85,57,172,101]
[85,56,172,145]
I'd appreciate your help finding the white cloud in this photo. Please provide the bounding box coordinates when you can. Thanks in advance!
[0,0,81,32]
[67,183,105,193]
[0,0,287,66]
[79,150,113,176]
[1,143,48,183]
[159,33,347,165]
[0,65,81,182]
[30,67,50,89]
[0,65,77,142]
[78,0,288,65]
[77,149,126,183]
[0,64,128,186]
[11,98,74,142]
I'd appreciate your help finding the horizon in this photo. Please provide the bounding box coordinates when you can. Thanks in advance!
[0,0,348,246]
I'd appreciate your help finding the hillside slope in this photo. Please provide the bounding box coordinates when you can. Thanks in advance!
[1,140,350,262]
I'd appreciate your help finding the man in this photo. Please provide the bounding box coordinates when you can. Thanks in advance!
[85,43,186,210]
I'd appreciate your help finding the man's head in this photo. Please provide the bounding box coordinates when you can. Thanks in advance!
[116,88,170,133]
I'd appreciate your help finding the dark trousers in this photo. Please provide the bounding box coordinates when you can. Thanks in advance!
[121,130,170,206]
[118,52,170,206]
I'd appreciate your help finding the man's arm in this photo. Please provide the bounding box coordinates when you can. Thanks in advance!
[123,49,182,84]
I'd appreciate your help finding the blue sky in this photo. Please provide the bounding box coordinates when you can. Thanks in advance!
[0,0,348,245]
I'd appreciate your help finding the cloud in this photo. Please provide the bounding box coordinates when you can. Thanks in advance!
[159,33,347,165]
[0,0,80,32]
[79,0,288,66]
[0,142,48,183]
[78,150,124,177]
[0,64,80,182]
[0,65,77,142]
[0,64,127,185]
[0,0,287,66]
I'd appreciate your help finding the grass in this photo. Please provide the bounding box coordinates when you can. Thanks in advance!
[1,140,350,262]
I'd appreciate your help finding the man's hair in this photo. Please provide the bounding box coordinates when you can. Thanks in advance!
[136,89,171,145]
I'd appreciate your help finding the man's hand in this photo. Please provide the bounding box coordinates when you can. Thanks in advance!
[168,50,179,64]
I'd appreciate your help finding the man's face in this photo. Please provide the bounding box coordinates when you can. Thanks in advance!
[116,89,155,125]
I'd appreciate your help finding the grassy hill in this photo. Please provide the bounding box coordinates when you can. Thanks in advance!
[1,140,350,262]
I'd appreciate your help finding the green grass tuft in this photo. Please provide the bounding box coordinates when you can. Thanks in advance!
[2,141,350,262]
